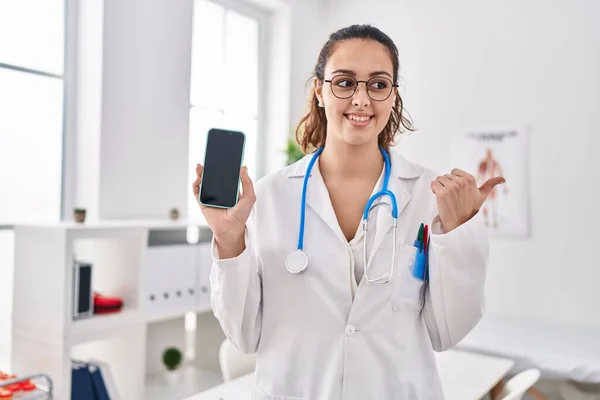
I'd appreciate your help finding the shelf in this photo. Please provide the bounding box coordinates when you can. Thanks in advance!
[145,364,223,400]
[16,218,210,231]
[11,221,222,400]
[12,308,144,347]
[69,308,144,345]
[146,304,213,324]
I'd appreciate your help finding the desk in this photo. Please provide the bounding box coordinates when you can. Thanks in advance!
[186,349,514,400]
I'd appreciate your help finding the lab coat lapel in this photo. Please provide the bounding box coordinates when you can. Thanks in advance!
[305,160,348,245]
[286,154,347,247]
[366,150,420,268]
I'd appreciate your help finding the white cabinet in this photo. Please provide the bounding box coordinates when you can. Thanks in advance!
[11,220,221,400]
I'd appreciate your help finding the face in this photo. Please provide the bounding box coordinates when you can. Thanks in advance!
[315,39,397,148]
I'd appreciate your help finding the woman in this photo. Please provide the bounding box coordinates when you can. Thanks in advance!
[193,24,504,400]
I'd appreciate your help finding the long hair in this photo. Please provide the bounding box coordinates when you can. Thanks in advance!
[295,24,415,154]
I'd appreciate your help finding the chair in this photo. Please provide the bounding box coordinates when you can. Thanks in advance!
[218,338,256,382]
[495,369,543,400]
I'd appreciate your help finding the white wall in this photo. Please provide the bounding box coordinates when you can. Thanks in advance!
[325,0,600,330]
[98,0,195,220]
[287,0,328,127]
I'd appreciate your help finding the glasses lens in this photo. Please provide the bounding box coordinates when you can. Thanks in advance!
[367,77,393,101]
[330,76,357,99]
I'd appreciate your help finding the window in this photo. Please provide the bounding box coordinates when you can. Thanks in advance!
[187,0,263,224]
[0,0,67,223]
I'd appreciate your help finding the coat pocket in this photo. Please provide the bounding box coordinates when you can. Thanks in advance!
[391,243,423,311]
[253,386,309,400]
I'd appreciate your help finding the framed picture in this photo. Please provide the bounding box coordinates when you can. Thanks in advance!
[451,127,531,238]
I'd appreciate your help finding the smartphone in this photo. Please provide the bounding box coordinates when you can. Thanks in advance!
[199,128,246,208]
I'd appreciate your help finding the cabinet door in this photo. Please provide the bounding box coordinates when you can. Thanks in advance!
[196,241,213,311]
[145,245,198,317]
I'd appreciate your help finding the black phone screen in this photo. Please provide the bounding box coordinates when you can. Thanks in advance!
[199,128,246,208]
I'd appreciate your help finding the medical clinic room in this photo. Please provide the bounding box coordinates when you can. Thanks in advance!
[1,0,599,399]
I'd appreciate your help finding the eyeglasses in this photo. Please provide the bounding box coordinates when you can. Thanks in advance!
[323,75,398,101]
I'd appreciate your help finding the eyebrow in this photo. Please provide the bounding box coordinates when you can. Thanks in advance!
[330,69,393,79]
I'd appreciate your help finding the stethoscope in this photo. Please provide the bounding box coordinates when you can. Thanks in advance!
[284,146,399,284]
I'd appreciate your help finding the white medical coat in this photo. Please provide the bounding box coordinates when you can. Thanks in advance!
[210,148,489,400]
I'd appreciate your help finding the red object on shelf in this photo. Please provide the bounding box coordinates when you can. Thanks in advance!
[4,384,19,393]
[0,388,12,399]
[93,292,123,314]
[20,382,36,392]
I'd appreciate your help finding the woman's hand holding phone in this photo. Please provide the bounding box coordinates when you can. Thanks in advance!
[193,163,256,259]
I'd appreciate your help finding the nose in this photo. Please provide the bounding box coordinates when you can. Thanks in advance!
[352,82,371,107]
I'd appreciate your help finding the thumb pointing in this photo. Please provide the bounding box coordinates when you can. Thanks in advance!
[479,177,506,200]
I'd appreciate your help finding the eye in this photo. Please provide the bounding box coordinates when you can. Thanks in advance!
[336,79,355,88]
[369,79,389,91]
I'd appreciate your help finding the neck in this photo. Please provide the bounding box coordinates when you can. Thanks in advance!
[319,139,384,180]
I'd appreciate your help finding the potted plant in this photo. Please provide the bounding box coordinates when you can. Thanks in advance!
[285,126,305,166]
[73,208,86,223]
[169,207,180,221]
[285,138,304,166]
[162,347,183,383]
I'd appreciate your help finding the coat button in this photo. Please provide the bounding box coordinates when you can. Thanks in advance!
[345,325,356,336]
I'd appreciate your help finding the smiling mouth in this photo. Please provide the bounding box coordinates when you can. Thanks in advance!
[344,114,373,126]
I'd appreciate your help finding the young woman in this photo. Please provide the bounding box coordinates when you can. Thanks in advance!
[193,24,505,400]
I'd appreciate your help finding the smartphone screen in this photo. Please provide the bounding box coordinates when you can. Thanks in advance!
[199,128,246,208]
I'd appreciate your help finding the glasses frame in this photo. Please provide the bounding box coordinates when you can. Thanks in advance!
[323,75,399,102]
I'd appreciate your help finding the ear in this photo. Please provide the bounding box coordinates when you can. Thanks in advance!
[313,78,324,105]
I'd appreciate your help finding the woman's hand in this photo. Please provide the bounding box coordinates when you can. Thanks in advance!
[431,168,505,232]
[192,164,256,248]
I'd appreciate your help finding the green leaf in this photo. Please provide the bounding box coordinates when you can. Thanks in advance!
[162,347,182,370]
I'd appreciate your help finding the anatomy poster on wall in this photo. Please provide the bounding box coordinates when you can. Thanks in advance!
[450,128,530,238]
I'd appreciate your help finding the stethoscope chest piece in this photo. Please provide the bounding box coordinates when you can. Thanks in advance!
[285,250,308,274]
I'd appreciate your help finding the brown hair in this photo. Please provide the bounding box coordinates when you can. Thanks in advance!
[295,24,415,154]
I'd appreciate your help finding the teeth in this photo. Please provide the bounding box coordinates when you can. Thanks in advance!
[347,114,371,122]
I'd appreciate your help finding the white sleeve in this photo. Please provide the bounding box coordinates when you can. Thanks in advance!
[422,210,489,351]
[209,216,262,354]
